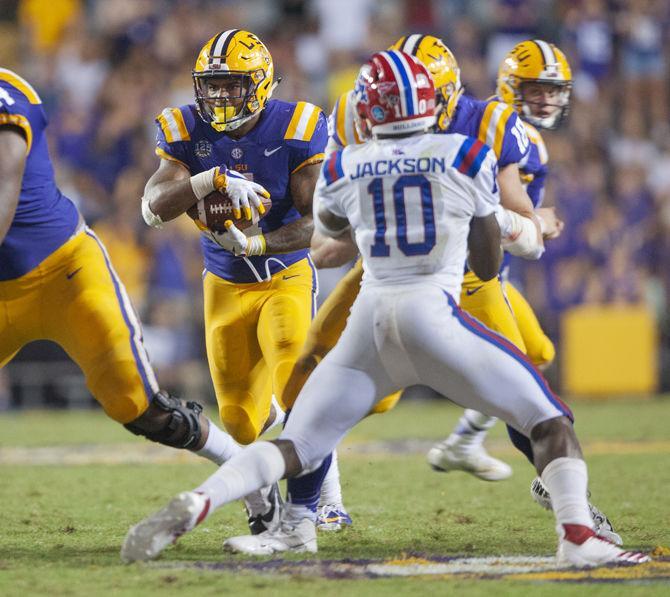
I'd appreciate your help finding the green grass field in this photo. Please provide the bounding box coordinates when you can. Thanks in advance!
[1,398,669,596]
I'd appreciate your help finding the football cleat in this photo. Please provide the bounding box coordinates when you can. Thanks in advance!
[121,491,210,563]
[557,524,650,568]
[223,517,317,556]
[427,438,512,482]
[530,477,623,546]
[316,504,353,532]
[245,483,282,535]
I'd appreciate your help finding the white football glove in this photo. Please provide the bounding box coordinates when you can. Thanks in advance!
[206,221,266,257]
[218,169,269,221]
[190,167,270,221]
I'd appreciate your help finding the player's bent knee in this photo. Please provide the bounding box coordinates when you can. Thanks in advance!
[370,391,402,415]
[220,405,261,445]
[124,390,204,450]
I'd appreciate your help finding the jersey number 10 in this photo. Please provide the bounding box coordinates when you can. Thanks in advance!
[368,174,436,257]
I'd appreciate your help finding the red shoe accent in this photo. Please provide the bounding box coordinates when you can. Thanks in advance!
[562,524,596,545]
[195,493,211,526]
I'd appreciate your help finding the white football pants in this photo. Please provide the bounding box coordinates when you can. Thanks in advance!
[280,282,571,470]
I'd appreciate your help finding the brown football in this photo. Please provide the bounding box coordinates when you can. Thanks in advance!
[186,190,272,232]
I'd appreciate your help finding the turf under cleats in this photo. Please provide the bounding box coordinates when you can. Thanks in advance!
[245,483,282,535]
[316,504,353,532]
[427,439,512,482]
[120,491,210,563]
[530,477,623,546]
[557,524,650,568]
[223,517,317,555]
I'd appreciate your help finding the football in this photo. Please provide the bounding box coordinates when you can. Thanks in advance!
[186,189,272,232]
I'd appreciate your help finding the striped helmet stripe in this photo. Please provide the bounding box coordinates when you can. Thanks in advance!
[393,51,420,116]
[533,39,556,66]
[210,29,239,68]
[382,51,415,116]
[402,34,425,55]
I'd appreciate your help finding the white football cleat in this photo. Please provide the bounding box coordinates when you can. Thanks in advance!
[223,517,317,556]
[121,491,210,563]
[557,524,650,568]
[316,504,353,532]
[244,483,282,535]
[427,438,512,481]
[530,477,623,546]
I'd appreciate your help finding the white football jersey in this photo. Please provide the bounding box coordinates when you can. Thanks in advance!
[316,133,500,297]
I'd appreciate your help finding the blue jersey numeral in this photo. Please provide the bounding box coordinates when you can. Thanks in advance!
[368,174,436,257]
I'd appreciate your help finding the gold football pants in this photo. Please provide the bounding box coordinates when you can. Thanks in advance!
[504,281,555,367]
[0,228,158,423]
[203,258,316,444]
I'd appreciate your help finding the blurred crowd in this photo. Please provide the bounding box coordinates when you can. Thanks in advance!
[2,0,670,397]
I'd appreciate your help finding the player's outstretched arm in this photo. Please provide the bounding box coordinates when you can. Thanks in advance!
[262,162,321,253]
[0,126,27,244]
[467,214,502,281]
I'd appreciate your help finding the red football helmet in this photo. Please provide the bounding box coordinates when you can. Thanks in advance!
[354,50,436,139]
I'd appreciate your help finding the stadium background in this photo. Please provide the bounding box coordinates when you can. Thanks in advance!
[1,0,669,408]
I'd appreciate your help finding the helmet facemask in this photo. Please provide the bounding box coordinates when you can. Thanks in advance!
[193,68,266,132]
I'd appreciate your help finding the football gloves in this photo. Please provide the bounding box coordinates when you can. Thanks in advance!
[206,220,266,257]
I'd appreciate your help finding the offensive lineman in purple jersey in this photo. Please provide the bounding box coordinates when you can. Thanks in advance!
[0,68,260,480]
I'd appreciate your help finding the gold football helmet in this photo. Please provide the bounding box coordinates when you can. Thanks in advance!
[193,29,275,132]
[497,40,572,130]
[389,34,462,130]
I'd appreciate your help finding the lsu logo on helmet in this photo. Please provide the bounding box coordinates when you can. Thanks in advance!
[497,39,572,130]
[390,34,462,130]
[192,29,275,132]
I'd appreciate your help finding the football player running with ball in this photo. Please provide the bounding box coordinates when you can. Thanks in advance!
[0,69,248,477]
[138,30,338,534]
[121,52,650,568]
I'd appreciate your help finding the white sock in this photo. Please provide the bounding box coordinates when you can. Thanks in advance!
[196,421,242,465]
[283,501,317,525]
[450,410,497,450]
[195,441,286,512]
[541,457,593,529]
[318,449,343,507]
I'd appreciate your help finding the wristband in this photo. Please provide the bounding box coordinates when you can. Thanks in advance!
[141,197,164,228]
[190,167,220,200]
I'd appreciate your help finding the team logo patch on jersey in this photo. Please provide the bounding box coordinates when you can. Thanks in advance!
[195,140,213,158]
[231,147,244,159]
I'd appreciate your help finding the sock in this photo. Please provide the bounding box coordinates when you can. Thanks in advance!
[506,425,535,464]
[318,449,343,507]
[450,409,497,450]
[541,457,593,530]
[286,452,333,515]
[195,441,286,512]
[196,420,242,465]
[283,502,316,525]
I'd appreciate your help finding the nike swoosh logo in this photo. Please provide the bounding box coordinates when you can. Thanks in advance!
[465,285,484,296]
[66,267,82,280]
[282,274,300,280]
[264,146,282,157]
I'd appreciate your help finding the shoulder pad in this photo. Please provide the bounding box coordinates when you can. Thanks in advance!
[156,106,192,143]
[0,68,42,105]
[477,100,516,159]
[284,101,323,142]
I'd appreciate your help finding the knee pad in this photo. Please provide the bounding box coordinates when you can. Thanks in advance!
[220,404,261,445]
[124,390,203,450]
